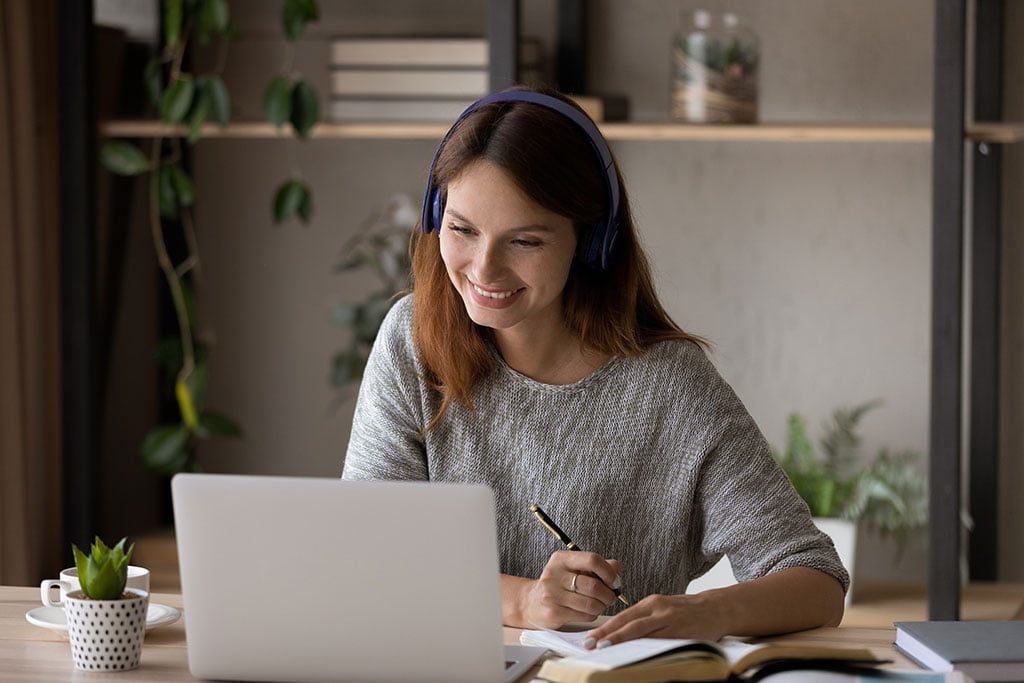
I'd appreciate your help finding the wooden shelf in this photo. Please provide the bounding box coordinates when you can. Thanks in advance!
[966,122,1024,144]
[99,119,933,143]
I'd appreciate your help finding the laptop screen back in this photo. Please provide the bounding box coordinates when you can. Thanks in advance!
[172,474,505,683]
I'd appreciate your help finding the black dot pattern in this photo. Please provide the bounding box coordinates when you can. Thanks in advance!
[65,592,148,671]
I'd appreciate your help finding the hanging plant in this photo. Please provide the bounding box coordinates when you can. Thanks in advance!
[99,0,321,475]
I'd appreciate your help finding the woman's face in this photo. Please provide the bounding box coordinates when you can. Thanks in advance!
[439,160,577,336]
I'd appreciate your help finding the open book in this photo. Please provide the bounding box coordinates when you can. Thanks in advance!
[522,630,886,683]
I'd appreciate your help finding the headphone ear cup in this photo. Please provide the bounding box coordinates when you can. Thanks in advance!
[583,221,605,269]
[429,187,446,233]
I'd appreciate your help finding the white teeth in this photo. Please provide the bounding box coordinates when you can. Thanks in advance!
[473,284,519,299]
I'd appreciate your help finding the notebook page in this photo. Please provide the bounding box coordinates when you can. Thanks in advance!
[719,639,761,665]
[519,629,591,657]
[558,638,697,671]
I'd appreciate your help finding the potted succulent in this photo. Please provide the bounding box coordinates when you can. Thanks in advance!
[62,538,148,672]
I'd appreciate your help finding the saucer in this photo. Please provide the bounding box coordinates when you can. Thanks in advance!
[25,602,181,634]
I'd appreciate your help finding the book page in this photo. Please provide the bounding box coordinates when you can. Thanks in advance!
[759,671,968,682]
[557,638,704,671]
[519,629,592,657]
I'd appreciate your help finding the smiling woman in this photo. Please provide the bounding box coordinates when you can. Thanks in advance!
[342,86,848,647]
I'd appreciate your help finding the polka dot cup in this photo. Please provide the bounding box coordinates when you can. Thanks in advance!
[64,588,148,672]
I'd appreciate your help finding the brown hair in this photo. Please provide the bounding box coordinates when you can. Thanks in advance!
[411,86,710,430]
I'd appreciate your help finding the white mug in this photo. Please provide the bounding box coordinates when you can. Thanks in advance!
[40,565,150,607]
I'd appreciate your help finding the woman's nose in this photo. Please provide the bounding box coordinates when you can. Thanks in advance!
[474,241,507,280]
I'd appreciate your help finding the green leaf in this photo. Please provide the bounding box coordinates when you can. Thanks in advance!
[196,0,230,44]
[161,77,195,123]
[176,378,200,429]
[144,57,164,109]
[91,536,111,565]
[141,424,191,476]
[186,87,210,143]
[331,350,366,387]
[168,165,195,207]
[272,179,305,223]
[158,166,179,219]
[282,0,320,41]
[72,544,90,586]
[331,304,358,326]
[205,75,231,125]
[263,76,292,127]
[100,141,150,176]
[84,553,125,599]
[184,360,208,412]
[289,79,319,139]
[196,411,243,438]
[164,0,183,49]
[297,184,313,223]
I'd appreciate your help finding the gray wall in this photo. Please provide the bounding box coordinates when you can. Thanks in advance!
[192,1,1022,583]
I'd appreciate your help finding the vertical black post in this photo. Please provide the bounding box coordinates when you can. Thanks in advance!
[487,0,519,91]
[59,0,99,551]
[58,0,98,553]
[929,0,966,620]
[556,0,588,93]
[968,0,1003,582]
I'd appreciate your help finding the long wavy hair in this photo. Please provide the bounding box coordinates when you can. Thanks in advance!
[412,86,709,431]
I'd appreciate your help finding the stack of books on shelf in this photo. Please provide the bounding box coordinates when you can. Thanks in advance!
[328,36,545,122]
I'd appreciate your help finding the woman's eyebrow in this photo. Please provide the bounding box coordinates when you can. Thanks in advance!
[447,209,554,233]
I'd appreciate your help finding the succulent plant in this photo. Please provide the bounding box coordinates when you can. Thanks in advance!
[71,537,135,600]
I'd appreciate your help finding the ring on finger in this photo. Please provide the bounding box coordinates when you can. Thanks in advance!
[569,573,579,593]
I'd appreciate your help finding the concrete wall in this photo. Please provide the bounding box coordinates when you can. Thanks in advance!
[190,0,1022,583]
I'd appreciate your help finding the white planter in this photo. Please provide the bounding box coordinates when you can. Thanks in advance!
[686,518,857,607]
[812,517,857,606]
[64,588,149,672]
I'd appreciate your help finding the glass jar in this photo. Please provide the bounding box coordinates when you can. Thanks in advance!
[671,10,759,124]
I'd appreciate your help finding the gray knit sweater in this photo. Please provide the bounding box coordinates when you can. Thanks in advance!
[343,295,849,604]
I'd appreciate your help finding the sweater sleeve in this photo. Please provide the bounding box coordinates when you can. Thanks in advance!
[342,296,429,481]
[688,355,850,593]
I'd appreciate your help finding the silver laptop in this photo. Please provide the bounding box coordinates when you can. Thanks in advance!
[172,474,545,683]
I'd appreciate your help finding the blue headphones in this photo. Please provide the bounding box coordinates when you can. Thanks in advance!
[420,90,621,270]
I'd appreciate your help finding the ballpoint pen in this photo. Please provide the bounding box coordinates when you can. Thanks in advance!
[529,503,630,606]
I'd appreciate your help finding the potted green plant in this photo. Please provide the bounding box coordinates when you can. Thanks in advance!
[330,194,415,390]
[772,400,928,597]
[686,400,927,604]
[45,538,148,672]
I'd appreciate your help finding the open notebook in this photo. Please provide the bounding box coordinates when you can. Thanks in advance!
[521,630,890,682]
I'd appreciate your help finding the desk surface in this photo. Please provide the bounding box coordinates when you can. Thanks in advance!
[1,585,920,682]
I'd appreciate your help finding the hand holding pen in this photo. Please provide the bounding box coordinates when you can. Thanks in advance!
[528,501,630,610]
[517,504,629,630]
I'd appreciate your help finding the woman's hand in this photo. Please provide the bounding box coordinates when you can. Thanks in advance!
[581,567,845,649]
[582,593,727,649]
[517,551,624,629]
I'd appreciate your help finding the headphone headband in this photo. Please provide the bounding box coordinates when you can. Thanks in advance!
[420,90,621,270]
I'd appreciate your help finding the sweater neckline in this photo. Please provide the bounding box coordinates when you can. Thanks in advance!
[488,343,623,393]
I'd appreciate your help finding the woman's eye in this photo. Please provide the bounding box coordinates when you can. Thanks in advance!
[448,224,472,235]
[513,238,542,248]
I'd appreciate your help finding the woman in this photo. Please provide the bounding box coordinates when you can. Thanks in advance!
[342,86,846,647]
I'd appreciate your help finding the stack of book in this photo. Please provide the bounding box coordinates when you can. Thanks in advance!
[328,36,545,122]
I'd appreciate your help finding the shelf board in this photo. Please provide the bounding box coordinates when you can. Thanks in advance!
[99,119,933,143]
[966,122,1024,144]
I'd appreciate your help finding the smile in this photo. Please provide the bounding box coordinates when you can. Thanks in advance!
[471,283,523,299]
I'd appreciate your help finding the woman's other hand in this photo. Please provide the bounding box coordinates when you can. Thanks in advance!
[581,592,727,648]
[518,551,624,629]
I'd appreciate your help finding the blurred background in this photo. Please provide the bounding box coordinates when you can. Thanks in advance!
[1,1,1021,617]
